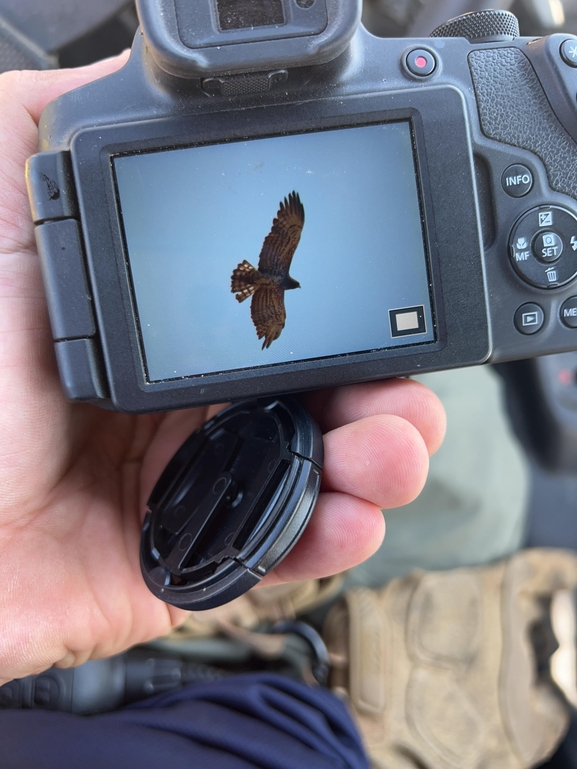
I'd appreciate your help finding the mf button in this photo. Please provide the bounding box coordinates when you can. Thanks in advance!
[561,297,577,328]
[514,303,545,334]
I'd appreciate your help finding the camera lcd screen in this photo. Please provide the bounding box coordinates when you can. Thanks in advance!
[114,121,435,383]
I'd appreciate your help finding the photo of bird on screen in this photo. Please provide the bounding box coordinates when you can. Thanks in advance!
[231,191,305,349]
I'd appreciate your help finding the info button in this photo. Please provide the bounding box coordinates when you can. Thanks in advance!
[502,164,533,198]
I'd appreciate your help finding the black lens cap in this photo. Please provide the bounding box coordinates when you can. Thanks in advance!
[140,397,323,611]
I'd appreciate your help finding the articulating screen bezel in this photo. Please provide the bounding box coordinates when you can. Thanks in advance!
[69,87,489,412]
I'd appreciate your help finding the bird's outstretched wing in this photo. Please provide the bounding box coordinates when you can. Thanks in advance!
[250,284,286,349]
[257,192,305,277]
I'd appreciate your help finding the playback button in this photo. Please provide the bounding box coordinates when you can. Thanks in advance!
[514,303,545,334]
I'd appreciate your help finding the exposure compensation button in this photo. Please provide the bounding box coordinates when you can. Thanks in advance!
[509,206,577,289]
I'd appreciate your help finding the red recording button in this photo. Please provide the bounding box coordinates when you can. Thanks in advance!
[405,48,437,77]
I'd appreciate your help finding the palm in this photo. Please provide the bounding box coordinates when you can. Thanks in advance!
[0,247,215,680]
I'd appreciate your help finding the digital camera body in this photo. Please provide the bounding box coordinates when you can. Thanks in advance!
[26,0,577,413]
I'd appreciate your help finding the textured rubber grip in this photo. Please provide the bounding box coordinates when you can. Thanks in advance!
[469,47,577,202]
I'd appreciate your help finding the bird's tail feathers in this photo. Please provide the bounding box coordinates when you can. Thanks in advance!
[231,260,261,302]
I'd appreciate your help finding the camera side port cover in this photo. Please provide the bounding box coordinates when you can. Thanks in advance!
[140,397,323,611]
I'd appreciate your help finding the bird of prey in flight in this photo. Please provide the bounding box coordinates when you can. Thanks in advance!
[231,191,305,349]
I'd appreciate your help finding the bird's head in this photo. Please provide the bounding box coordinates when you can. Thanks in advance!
[287,277,301,290]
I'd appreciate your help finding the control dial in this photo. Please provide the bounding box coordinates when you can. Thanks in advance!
[430,10,520,42]
[509,206,577,289]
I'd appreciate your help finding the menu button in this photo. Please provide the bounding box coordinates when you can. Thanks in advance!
[561,297,577,328]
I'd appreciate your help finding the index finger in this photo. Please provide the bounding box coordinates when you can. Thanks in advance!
[304,378,446,455]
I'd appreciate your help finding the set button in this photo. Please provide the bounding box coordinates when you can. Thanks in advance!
[534,231,563,263]
[509,206,577,289]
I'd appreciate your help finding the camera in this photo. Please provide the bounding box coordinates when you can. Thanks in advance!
[25,0,577,418]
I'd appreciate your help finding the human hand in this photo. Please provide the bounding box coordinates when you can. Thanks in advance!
[0,55,446,684]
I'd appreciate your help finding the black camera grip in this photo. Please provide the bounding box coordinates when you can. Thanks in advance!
[469,47,577,202]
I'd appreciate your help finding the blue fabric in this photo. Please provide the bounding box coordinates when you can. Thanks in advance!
[0,673,369,769]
